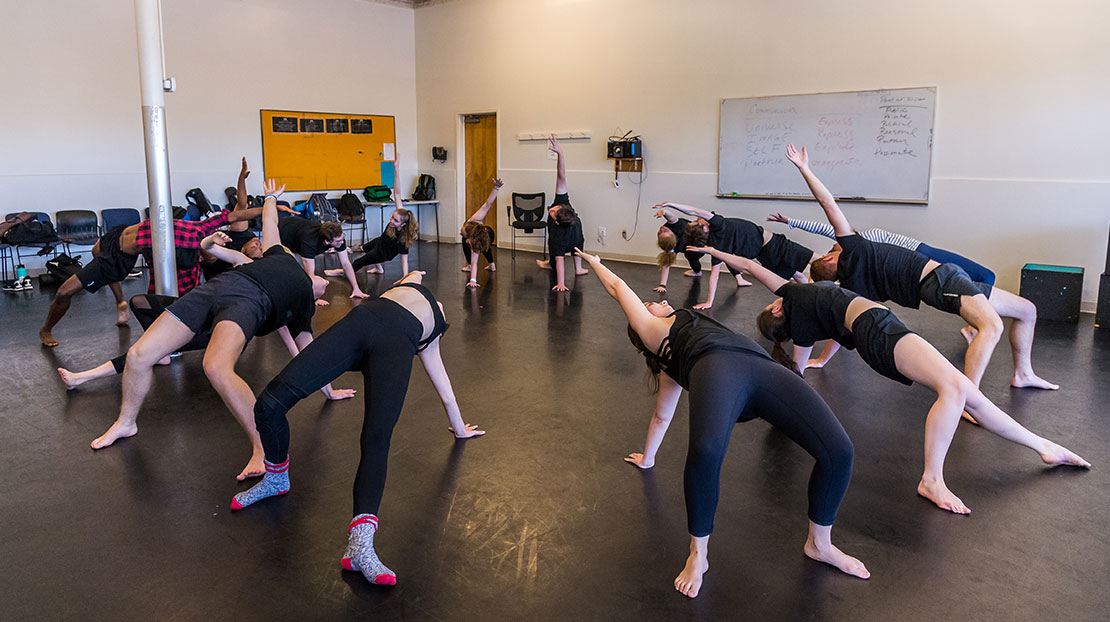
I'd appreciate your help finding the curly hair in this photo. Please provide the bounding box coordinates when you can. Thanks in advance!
[553,205,580,227]
[756,308,801,376]
[462,221,491,254]
[683,221,708,247]
[656,229,678,268]
[319,221,343,243]
[385,208,419,247]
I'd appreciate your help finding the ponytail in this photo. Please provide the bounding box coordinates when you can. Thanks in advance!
[757,308,800,376]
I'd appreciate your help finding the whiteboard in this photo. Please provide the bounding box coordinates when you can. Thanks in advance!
[718,87,936,203]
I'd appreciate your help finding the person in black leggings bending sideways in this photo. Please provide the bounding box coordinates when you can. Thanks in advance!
[574,247,868,598]
[655,202,817,309]
[460,177,502,287]
[786,143,1056,394]
[697,245,1090,514]
[535,135,588,291]
[350,158,418,277]
[229,269,485,586]
[652,209,703,294]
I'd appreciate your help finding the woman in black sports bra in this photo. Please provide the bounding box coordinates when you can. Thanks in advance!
[574,248,869,599]
[229,270,484,586]
[695,245,1091,516]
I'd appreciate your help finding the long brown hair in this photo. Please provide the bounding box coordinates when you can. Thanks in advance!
[757,308,801,376]
[462,221,491,254]
[656,230,677,268]
[627,323,663,393]
[386,208,419,247]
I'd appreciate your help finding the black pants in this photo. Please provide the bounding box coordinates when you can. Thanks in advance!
[109,294,213,374]
[683,251,703,274]
[254,299,423,516]
[350,238,402,271]
[684,350,853,536]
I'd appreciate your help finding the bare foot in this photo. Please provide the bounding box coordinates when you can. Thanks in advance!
[485,263,496,272]
[960,325,978,345]
[156,355,171,366]
[57,368,80,390]
[735,275,753,287]
[917,478,970,514]
[460,264,471,272]
[324,268,344,277]
[40,328,58,347]
[1011,373,1059,390]
[683,270,701,278]
[674,551,709,598]
[575,268,589,276]
[91,420,138,449]
[1040,442,1091,468]
[237,452,266,481]
[803,540,870,579]
[368,266,384,274]
[116,302,130,326]
[535,259,551,270]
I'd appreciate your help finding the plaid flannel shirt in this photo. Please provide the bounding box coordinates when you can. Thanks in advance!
[137,212,232,295]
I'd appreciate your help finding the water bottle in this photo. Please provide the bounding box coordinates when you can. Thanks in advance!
[15,264,27,280]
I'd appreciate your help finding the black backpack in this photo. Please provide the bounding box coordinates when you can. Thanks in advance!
[44,253,82,284]
[338,190,364,221]
[363,185,391,202]
[5,217,60,245]
[223,186,238,210]
[309,193,338,223]
[412,174,436,201]
[185,188,219,217]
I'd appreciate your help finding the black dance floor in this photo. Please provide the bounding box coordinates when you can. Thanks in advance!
[2,241,1107,621]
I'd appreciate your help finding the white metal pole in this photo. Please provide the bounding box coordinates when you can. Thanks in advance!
[134,0,176,295]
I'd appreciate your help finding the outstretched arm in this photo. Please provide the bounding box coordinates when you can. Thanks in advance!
[688,245,790,294]
[654,202,713,221]
[200,232,251,266]
[549,135,567,194]
[275,328,357,400]
[392,155,405,210]
[625,374,682,469]
[417,338,485,438]
[768,213,838,241]
[785,144,852,237]
[693,262,722,309]
[575,248,662,339]
[806,340,841,370]
[336,251,368,299]
[468,178,504,224]
[260,178,284,252]
[230,157,251,233]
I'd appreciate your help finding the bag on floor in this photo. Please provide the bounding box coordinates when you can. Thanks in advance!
[338,190,364,221]
[309,193,338,223]
[45,253,82,282]
[363,185,391,202]
[412,174,436,201]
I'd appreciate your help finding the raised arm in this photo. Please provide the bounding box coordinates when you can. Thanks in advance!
[687,245,789,293]
[260,179,284,252]
[549,135,567,194]
[417,338,484,438]
[625,374,682,469]
[200,232,251,266]
[768,213,837,241]
[785,144,853,237]
[392,156,405,210]
[654,202,713,221]
[575,248,666,341]
[229,157,251,233]
[468,177,504,224]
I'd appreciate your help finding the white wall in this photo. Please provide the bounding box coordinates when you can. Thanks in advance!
[414,0,1110,307]
[0,0,418,272]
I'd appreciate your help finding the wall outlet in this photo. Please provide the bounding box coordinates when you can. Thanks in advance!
[598,226,606,244]
[621,229,628,239]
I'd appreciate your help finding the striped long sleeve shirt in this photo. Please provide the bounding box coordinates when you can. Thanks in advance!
[785,218,921,251]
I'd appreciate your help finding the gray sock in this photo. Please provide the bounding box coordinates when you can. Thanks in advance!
[230,457,290,510]
[342,514,396,585]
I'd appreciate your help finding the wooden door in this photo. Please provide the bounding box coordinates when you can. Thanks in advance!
[463,113,498,236]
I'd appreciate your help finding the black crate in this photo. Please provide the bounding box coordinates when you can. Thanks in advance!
[1020,264,1083,323]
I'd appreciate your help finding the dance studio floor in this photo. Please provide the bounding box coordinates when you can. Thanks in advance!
[2,241,1108,621]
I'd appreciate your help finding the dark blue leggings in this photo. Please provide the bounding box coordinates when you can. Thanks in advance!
[915,243,995,285]
[254,300,422,515]
[684,350,853,536]
[684,251,703,274]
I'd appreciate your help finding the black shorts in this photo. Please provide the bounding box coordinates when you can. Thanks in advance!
[166,271,272,339]
[548,221,584,257]
[551,192,571,207]
[76,225,138,293]
[851,307,915,386]
[918,263,993,315]
[757,233,814,279]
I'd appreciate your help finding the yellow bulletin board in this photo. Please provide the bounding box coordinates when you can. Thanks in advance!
[260,109,396,192]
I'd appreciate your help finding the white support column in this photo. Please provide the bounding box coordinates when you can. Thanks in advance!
[134,0,177,295]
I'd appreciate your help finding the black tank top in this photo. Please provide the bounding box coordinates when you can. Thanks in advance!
[656,309,770,390]
[392,282,449,351]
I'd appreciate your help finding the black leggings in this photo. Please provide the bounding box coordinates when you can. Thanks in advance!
[350,238,402,271]
[254,299,423,515]
[109,294,213,373]
[683,251,703,274]
[684,350,853,536]
[462,228,496,264]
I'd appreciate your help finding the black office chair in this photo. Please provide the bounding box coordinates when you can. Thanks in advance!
[337,199,368,246]
[4,211,59,266]
[54,210,100,257]
[506,192,547,260]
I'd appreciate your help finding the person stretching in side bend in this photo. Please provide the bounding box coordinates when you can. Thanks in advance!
[278,216,369,307]
[652,209,704,294]
[695,245,1090,514]
[536,135,588,291]
[349,159,418,277]
[460,177,503,288]
[90,180,354,481]
[786,143,1056,392]
[655,202,817,309]
[575,247,868,598]
[229,269,484,587]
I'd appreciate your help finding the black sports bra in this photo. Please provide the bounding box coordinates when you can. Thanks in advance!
[393,282,449,351]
